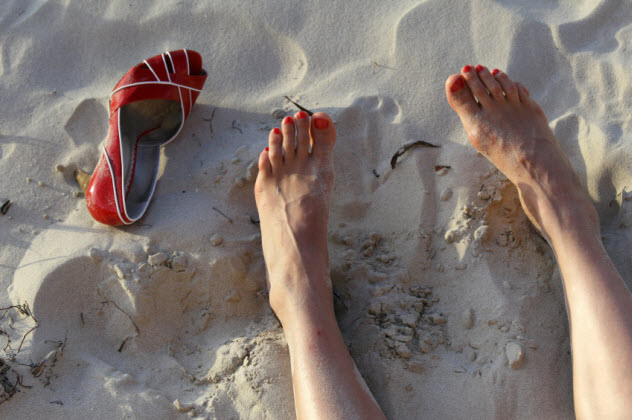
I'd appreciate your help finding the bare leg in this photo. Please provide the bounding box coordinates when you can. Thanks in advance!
[446,65,632,419]
[254,111,386,420]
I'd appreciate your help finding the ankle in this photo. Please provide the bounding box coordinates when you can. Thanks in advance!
[533,188,600,244]
[269,270,334,324]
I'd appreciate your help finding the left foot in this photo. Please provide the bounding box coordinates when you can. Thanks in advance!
[254,111,337,324]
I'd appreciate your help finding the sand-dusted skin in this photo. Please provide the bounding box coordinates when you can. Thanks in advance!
[254,67,632,419]
[255,111,387,419]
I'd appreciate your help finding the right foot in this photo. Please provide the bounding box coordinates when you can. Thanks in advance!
[445,65,598,240]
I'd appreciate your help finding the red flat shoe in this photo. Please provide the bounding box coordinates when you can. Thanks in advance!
[85,49,207,226]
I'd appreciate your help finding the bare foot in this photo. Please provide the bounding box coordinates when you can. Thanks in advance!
[254,111,336,323]
[445,65,598,241]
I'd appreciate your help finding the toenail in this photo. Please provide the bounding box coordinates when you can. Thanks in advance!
[283,116,294,125]
[265,147,269,151]
[273,127,281,135]
[450,76,465,93]
[492,69,500,76]
[297,111,308,119]
[313,117,329,130]
[475,65,484,72]
[463,65,473,73]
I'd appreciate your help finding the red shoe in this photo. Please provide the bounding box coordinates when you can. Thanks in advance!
[86,49,207,226]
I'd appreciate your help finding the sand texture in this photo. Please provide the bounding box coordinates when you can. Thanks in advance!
[1,0,632,419]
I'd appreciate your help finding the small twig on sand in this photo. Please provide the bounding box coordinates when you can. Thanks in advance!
[283,96,314,116]
[101,301,140,352]
[372,61,396,70]
[212,206,233,224]
[231,120,243,134]
[202,108,217,134]
[17,325,38,353]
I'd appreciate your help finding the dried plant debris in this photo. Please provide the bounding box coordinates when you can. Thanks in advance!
[390,140,440,169]
[609,186,628,207]
[101,301,140,352]
[0,301,46,405]
[74,169,92,194]
[212,206,233,224]
[0,200,11,215]
[202,108,217,134]
[283,96,314,116]
[231,120,243,134]
[434,165,451,172]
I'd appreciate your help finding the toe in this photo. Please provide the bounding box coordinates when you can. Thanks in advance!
[515,82,531,104]
[445,74,480,118]
[268,127,283,171]
[493,70,520,103]
[309,112,336,158]
[476,65,504,101]
[295,111,310,158]
[282,116,296,159]
[462,65,492,106]
[258,147,272,176]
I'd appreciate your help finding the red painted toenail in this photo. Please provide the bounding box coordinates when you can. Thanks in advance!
[476,65,485,72]
[313,117,329,129]
[283,116,294,125]
[273,127,281,135]
[491,68,500,76]
[265,147,269,151]
[463,65,473,73]
[450,76,465,93]
[297,111,308,119]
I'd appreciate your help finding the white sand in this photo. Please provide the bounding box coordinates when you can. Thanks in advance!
[1,0,632,418]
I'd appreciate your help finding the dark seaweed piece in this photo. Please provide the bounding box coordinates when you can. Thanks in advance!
[0,200,11,215]
[283,96,314,116]
[372,169,380,178]
[390,141,440,169]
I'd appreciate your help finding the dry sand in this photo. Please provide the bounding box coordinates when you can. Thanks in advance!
[1,0,632,419]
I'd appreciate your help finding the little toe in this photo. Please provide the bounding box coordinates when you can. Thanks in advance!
[295,111,310,158]
[445,74,480,118]
[281,116,296,159]
[268,127,284,171]
[258,147,272,177]
[476,65,504,101]
[309,112,336,158]
[493,70,519,103]
[462,65,492,105]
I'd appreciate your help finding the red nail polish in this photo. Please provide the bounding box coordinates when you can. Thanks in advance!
[265,147,269,151]
[450,77,465,93]
[297,111,308,119]
[463,65,473,73]
[313,117,329,130]
[283,116,294,125]
[475,65,485,73]
[491,69,500,76]
[273,127,281,134]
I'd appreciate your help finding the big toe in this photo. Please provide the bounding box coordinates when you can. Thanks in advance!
[445,74,480,119]
[309,112,336,158]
